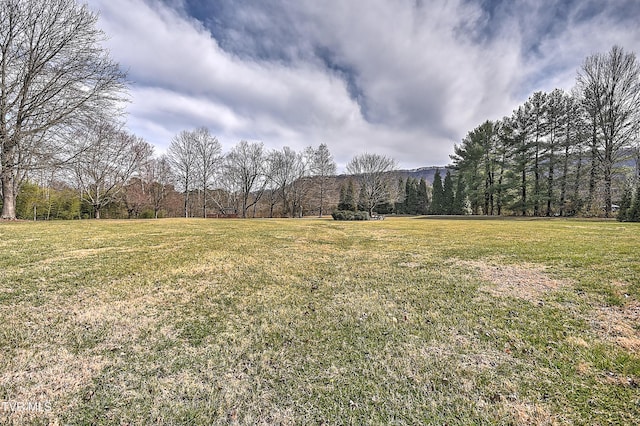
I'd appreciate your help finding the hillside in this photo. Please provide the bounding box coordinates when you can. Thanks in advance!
[396,166,451,184]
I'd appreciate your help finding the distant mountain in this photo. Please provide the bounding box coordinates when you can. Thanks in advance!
[396,166,451,184]
[334,166,450,185]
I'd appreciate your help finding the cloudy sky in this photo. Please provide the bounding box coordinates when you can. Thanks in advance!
[86,0,640,170]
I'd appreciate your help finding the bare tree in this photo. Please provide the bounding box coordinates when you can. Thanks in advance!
[262,146,314,218]
[225,141,265,218]
[577,46,640,216]
[289,147,314,218]
[194,128,222,217]
[263,157,282,218]
[209,174,240,216]
[310,143,337,217]
[147,155,173,219]
[123,142,155,218]
[73,122,148,219]
[0,0,127,219]
[346,153,397,215]
[167,130,198,217]
[268,147,300,217]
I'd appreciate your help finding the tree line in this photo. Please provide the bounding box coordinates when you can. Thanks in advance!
[0,0,342,220]
[10,133,342,220]
[336,168,470,217]
[450,46,640,219]
[166,131,339,219]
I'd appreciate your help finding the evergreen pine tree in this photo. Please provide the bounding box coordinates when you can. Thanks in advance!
[395,177,405,214]
[405,178,418,214]
[442,171,454,215]
[629,184,640,222]
[452,175,466,215]
[346,179,357,211]
[338,179,356,211]
[357,184,368,212]
[430,169,444,214]
[337,183,347,211]
[618,182,632,222]
[417,178,429,214]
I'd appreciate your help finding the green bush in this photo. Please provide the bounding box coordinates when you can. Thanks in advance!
[139,209,156,219]
[331,210,370,221]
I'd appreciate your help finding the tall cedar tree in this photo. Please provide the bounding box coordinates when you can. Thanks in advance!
[404,178,419,214]
[338,184,346,210]
[442,171,455,214]
[629,185,640,222]
[395,177,405,213]
[338,179,357,211]
[430,169,444,214]
[617,183,633,221]
[357,184,368,212]
[452,175,466,215]
[417,178,429,214]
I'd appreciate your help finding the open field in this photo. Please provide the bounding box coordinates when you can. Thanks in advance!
[1,217,639,425]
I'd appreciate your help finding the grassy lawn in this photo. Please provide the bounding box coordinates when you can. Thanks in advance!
[0,217,639,425]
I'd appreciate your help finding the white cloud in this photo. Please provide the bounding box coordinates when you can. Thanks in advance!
[87,0,640,170]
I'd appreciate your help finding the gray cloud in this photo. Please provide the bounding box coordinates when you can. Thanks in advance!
[87,0,640,170]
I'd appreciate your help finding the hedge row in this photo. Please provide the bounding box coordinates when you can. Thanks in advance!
[331,210,370,221]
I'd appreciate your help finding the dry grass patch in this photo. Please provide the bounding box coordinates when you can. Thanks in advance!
[398,261,421,268]
[460,257,640,355]
[458,259,570,303]
[0,282,192,424]
[1,346,106,421]
[506,401,559,426]
[592,303,640,353]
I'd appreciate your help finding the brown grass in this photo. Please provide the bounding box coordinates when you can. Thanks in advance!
[457,259,570,302]
[592,303,640,353]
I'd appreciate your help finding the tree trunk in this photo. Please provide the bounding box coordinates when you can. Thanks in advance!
[534,139,541,216]
[603,154,613,218]
[573,147,583,210]
[559,143,569,217]
[202,189,207,218]
[1,138,18,220]
[635,149,640,187]
[497,159,505,216]
[546,149,554,217]
[587,121,598,213]
[521,167,527,216]
[1,167,17,220]
[241,196,247,218]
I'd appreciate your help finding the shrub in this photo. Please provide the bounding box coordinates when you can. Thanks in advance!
[331,210,370,221]
[140,209,156,219]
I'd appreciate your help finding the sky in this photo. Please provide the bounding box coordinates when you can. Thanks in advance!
[85,0,640,170]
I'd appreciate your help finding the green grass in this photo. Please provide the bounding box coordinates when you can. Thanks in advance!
[0,217,639,425]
